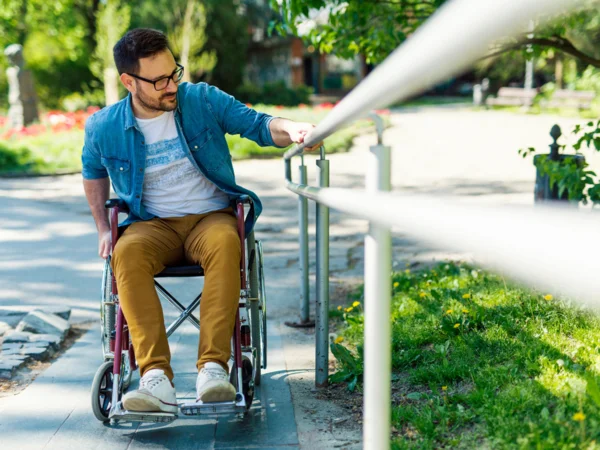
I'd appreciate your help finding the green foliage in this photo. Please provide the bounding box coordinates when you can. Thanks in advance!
[0,132,82,174]
[270,0,447,64]
[573,66,600,94]
[329,342,363,392]
[167,0,217,81]
[235,81,312,106]
[128,0,247,92]
[0,0,99,109]
[334,262,600,448]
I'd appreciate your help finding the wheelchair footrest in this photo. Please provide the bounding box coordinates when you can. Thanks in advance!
[180,396,246,416]
[109,402,178,423]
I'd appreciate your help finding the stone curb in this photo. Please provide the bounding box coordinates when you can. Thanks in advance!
[0,307,71,380]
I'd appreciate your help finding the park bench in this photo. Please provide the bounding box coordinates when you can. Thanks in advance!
[486,87,537,107]
[539,89,596,110]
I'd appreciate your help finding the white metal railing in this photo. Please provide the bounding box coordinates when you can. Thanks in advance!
[282,0,591,449]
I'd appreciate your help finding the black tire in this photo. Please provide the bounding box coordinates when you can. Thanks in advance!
[256,240,267,372]
[247,234,262,386]
[91,361,122,422]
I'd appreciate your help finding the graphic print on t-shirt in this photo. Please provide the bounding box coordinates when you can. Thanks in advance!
[136,111,229,218]
[143,137,199,190]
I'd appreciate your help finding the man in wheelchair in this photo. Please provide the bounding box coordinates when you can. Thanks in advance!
[82,28,318,415]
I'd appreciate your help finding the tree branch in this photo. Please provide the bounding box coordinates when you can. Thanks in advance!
[482,35,600,68]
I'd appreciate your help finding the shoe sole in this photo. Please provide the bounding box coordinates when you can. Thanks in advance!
[123,392,178,414]
[197,385,237,403]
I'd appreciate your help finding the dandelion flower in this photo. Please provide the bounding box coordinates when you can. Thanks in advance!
[337,306,342,311]
[462,293,471,299]
[334,336,344,344]
[445,309,453,315]
[345,307,354,313]
[454,323,460,329]
[352,301,360,307]
[573,412,586,422]
[462,309,469,314]
[441,386,447,391]
[419,292,427,298]
[404,269,411,275]
[393,282,399,288]
[544,294,553,301]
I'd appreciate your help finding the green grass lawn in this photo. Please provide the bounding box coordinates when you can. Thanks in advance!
[332,262,600,449]
[0,105,375,175]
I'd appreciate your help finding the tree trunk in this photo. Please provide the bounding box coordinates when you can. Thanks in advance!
[104,67,120,105]
[180,0,194,83]
[17,0,28,45]
[555,56,563,89]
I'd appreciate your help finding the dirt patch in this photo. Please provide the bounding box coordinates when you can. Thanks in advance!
[0,321,95,397]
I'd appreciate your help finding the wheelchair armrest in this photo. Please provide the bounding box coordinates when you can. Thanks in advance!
[104,198,129,214]
[235,195,252,205]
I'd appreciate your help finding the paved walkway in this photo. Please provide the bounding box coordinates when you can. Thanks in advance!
[0,107,591,448]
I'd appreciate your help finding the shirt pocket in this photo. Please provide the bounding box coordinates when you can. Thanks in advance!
[188,128,225,172]
[101,156,132,196]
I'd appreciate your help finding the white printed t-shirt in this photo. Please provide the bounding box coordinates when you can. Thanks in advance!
[136,111,229,218]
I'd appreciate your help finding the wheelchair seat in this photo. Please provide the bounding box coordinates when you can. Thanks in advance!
[155,264,204,278]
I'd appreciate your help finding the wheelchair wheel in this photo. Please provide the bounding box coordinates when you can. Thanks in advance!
[230,355,254,411]
[91,360,122,422]
[256,241,267,373]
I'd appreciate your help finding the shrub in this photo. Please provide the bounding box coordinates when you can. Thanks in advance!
[235,81,312,106]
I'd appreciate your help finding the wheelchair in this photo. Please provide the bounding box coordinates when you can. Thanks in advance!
[90,196,267,424]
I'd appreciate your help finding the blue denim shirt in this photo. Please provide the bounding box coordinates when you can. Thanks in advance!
[81,82,282,233]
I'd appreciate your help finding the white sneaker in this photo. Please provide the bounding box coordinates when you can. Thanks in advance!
[122,369,178,414]
[196,362,236,403]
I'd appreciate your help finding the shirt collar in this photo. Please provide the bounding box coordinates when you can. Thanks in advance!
[124,90,182,130]
[123,93,138,131]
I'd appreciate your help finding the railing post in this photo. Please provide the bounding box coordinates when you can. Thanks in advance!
[315,146,330,387]
[364,114,392,450]
[285,156,315,329]
[298,157,311,324]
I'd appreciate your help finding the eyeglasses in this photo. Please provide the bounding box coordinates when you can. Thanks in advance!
[126,63,185,91]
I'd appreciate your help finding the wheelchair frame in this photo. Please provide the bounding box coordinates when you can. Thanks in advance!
[90,197,267,424]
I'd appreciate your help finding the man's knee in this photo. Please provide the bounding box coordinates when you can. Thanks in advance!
[202,227,241,264]
[112,239,153,276]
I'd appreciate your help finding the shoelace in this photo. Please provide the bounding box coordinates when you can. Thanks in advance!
[140,375,165,390]
[201,367,226,381]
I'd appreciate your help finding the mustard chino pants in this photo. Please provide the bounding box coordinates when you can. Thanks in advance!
[111,207,241,382]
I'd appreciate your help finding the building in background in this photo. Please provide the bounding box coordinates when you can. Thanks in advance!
[243,0,367,97]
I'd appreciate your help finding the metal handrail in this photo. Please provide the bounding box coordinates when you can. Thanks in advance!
[281,0,587,449]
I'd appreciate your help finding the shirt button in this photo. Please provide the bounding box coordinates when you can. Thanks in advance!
[119,167,123,171]
[139,169,143,173]
[136,195,140,199]
[141,141,145,145]
[194,145,198,149]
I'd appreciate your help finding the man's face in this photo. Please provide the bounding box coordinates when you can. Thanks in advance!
[125,50,179,112]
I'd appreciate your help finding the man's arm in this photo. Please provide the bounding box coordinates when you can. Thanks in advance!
[83,178,110,234]
[205,84,320,150]
[83,177,112,259]
[268,117,321,150]
[81,116,112,258]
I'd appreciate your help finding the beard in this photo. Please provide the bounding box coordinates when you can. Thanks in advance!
[135,85,177,112]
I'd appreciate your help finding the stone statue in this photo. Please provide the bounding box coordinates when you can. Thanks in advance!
[4,44,39,128]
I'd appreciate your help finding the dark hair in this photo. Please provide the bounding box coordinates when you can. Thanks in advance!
[113,28,171,75]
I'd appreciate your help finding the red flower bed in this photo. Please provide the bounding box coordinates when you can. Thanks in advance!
[1,106,100,140]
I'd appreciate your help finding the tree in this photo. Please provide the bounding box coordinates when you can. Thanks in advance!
[166,0,216,82]
[270,0,600,68]
[92,0,130,105]
[0,0,97,109]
